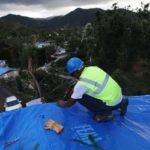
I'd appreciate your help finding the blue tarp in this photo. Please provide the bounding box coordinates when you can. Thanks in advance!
[0,67,16,76]
[0,95,150,150]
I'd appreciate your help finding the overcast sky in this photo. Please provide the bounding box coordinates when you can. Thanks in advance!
[0,0,149,18]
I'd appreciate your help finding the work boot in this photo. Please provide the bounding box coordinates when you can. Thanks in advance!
[119,98,128,116]
[94,113,113,122]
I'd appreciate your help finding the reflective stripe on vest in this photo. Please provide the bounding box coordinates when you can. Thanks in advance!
[79,74,109,97]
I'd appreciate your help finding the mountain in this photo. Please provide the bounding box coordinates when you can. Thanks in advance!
[0,14,45,27]
[45,8,103,28]
[0,8,103,29]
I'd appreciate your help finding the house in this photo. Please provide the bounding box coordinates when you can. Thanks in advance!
[34,41,50,49]
[51,46,67,58]
[0,67,19,79]
[55,46,66,55]
[0,60,8,67]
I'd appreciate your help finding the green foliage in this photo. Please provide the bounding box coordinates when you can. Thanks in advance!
[81,23,96,64]
[0,5,150,96]
[94,5,150,72]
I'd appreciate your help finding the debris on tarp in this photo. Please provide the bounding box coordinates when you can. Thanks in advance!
[4,137,20,148]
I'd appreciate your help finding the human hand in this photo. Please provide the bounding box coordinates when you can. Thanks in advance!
[57,100,66,107]
[41,97,46,103]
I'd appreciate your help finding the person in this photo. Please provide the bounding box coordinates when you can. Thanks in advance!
[57,57,128,122]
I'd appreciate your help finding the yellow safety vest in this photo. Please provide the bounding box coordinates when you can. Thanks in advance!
[78,66,122,105]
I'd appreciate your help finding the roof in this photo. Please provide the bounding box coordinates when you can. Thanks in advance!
[0,67,16,76]
[0,60,6,64]
[0,95,150,150]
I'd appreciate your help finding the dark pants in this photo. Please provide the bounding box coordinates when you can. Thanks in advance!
[77,95,120,116]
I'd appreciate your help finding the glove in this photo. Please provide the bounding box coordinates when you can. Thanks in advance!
[44,119,64,134]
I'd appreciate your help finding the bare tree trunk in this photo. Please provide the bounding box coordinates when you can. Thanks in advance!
[28,57,41,97]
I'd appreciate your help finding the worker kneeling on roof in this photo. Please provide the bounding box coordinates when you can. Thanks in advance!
[57,57,128,122]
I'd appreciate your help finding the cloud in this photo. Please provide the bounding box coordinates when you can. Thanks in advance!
[0,0,114,17]
[0,0,112,8]
[0,0,149,18]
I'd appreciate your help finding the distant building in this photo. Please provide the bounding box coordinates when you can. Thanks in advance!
[34,41,50,49]
[0,60,8,67]
[55,46,66,55]
[0,67,19,79]
[51,46,67,58]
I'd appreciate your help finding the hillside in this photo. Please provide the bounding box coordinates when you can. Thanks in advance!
[0,14,42,28]
[0,7,150,107]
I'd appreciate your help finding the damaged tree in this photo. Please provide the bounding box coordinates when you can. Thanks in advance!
[28,57,42,97]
